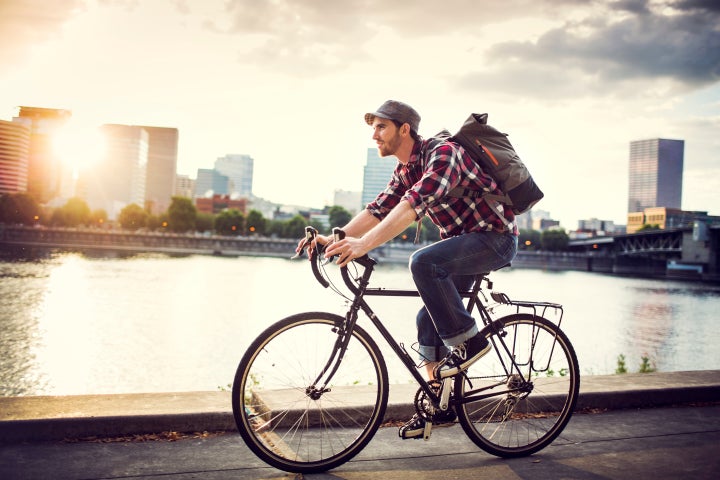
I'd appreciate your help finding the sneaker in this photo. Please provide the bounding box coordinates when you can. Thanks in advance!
[398,409,457,440]
[435,333,491,378]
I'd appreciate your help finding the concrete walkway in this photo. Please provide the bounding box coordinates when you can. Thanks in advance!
[2,370,720,443]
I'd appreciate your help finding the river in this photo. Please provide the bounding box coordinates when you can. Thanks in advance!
[1,248,719,397]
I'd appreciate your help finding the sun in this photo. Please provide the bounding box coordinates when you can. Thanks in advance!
[53,122,106,176]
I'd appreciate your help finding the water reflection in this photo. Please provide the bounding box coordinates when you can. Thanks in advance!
[1,251,719,396]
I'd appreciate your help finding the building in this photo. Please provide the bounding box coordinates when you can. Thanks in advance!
[628,138,684,214]
[0,119,31,194]
[195,168,231,197]
[140,126,178,215]
[333,189,362,214]
[215,154,253,197]
[361,148,396,207]
[195,194,248,215]
[626,207,719,234]
[175,174,195,199]
[577,218,617,235]
[80,124,148,220]
[14,106,72,203]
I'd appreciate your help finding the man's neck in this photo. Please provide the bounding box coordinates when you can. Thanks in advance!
[394,139,417,165]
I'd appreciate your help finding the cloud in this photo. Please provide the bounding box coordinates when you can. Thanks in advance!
[458,0,720,99]
[0,0,85,66]
[206,0,580,76]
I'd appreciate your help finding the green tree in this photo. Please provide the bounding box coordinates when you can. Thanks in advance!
[52,197,90,227]
[245,209,266,235]
[167,196,197,232]
[267,219,285,238]
[118,203,148,230]
[283,214,308,239]
[328,205,352,229]
[519,229,541,250]
[0,193,41,225]
[215,209,245,236]
[195,212,215,233]
[540,229,569,251]
[637,224,661,231]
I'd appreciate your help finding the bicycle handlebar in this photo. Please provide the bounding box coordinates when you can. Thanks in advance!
[297,226,376,292]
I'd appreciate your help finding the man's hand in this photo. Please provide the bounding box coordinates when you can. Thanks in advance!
[323,236,369,267]
[295,233,331,259]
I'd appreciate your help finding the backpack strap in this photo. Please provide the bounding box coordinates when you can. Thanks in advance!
[446,187,512,206]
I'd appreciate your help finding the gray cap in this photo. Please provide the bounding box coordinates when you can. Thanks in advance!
[364,100,420,133]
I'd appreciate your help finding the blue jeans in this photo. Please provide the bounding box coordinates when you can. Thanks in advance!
[409,231,518,362]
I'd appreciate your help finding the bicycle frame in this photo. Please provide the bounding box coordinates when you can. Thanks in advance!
[307,241,564,413]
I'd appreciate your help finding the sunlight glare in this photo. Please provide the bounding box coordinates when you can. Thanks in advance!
[53,122,106,177]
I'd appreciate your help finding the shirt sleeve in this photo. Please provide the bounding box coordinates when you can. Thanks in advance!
[402,143,463,219]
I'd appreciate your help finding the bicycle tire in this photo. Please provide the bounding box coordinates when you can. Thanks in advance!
[455,313,580,457]
[232,312,389,473]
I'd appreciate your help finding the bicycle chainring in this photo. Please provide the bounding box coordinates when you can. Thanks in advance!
[413,380,442,421]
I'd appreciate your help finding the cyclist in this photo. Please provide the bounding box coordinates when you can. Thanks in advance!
[298,99,518,439]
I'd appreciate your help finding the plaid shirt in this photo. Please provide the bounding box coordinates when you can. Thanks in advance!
[366,135,518,238]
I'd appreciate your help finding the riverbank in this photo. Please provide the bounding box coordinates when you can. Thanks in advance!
[2,224,718,282]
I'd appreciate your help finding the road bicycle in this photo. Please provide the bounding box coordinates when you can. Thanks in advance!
[232,227,580,473]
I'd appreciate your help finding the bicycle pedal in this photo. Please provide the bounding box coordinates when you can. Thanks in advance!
[423,419,432,440]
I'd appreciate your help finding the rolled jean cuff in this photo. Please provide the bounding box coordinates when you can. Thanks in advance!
[442,323,479,349]
[418,344,450,363]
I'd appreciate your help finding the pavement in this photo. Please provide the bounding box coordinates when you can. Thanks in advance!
[1,370,720,479]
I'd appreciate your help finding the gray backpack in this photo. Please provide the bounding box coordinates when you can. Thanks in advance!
[447,113,544,215]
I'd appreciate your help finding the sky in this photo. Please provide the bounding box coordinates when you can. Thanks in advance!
[1,0,718,229]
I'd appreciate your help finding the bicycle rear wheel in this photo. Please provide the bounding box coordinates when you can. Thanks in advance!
[232,312,389,473]
[455,313,579,457]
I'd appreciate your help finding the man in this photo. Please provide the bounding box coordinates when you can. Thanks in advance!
[303,100,518,439]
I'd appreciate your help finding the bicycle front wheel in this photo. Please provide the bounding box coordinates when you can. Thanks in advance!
[232,312,389,473]
[455,313,580,457]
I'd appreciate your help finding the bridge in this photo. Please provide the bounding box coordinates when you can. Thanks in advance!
[568,225,719,280]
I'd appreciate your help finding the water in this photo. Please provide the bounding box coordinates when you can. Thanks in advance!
[1,249,719,397]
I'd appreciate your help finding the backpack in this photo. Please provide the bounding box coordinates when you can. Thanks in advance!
[446,113,544,215]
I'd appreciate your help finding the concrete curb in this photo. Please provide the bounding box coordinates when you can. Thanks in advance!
[2,370,719,443]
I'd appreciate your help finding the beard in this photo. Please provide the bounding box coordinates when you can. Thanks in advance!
[377,130,402,157]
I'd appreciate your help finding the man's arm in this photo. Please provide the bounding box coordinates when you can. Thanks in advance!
[325,200,417,266]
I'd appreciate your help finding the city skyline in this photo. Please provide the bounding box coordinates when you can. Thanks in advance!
[1,0,718,229]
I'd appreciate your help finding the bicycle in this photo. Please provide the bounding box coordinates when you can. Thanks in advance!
[231,227,580,474]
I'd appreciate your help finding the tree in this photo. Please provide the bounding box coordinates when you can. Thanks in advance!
[245,209,266,235]
[215,209,245,236]
[118,204,148,230]
[167,196,197,232]
[0,193,40,225]
[637,224,661,231]
[328,206,352,229]
[540,229,569,251]
[52,197,91,227]
[195,212,215,233]
[283,214,308,239]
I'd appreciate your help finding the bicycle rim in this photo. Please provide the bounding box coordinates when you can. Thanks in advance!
[232,312,389,473]
[455,313,580,457]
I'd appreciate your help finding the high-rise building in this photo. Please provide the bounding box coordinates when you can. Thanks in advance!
[175,174,195,199]
[140,126,178,215]
[361,148,397,207]
[80,124,148,219]
[0,119,31,194]
[15,106,72,203]
[195,168,231,197]
[628,138,684,214]
[215,154,254,197]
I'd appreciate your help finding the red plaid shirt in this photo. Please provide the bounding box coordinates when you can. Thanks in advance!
[366,135,518,239]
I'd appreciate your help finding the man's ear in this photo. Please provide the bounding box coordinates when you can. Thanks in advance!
[401,123,410,136]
